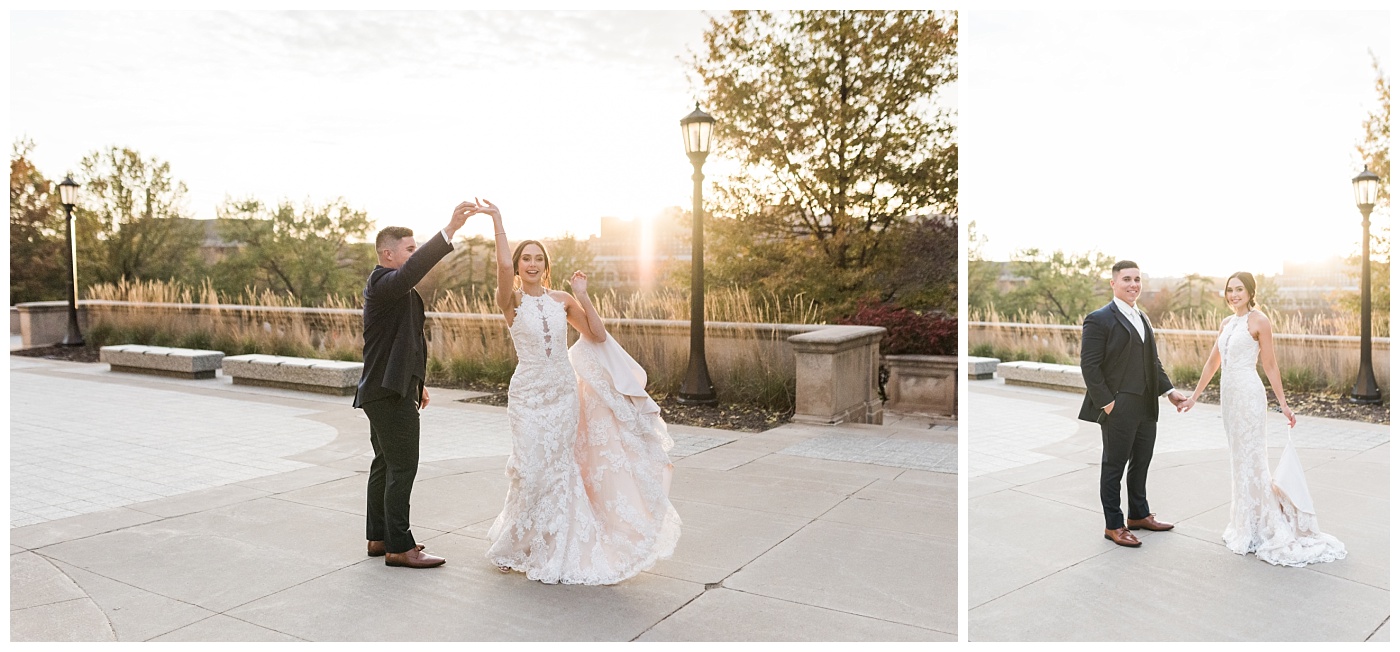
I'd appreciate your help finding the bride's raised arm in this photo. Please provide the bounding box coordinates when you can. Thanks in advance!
[1253,312,1295,427]
[482,199,515,320]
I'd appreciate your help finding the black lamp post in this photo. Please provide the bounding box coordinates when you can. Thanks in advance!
[678,104,717,406]
[1349,165,1381,404]
[58,175,85,347]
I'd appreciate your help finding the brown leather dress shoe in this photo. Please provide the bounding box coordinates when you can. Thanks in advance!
[385,548,446,568]
[367,541,424,557]
[1126,514,1175,531]
[1104,527,1142,547]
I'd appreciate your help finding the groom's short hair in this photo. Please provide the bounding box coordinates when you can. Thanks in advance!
[1112,260,1139,275]
[376,226,414,252]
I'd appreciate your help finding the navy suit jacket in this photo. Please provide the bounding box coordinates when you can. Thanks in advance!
[1078,301,1173,423]
[353,231,454,408]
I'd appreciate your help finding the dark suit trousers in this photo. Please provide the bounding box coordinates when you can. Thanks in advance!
[1099,392,1156,530]
[362,393,420,553]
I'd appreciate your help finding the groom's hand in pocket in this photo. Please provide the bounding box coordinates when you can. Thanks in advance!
[420,387,431,410]
[1102,401,1114,415]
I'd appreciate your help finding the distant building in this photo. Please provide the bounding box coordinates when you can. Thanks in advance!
[1270,258,1357,312]
[577,209,691,292]
[172,217,245,265]
[1147,260,1359,315]
[975,260,1026,293]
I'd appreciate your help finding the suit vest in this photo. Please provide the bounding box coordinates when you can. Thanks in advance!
[1117,328,1152,397]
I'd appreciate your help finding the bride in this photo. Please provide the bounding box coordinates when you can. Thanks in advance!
[470,198,681,584]
[1180,272,1345,567]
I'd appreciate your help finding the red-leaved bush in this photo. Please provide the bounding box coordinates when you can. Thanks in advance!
[837,300,956,356]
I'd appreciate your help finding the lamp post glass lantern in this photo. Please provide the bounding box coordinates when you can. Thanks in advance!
[58,175,85,346]
[1350,165,1381,404]
[678,104,717,405]
[681,106,714,159]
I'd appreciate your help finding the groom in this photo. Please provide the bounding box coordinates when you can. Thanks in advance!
[1078,260,1187,548]
[353,201,474,568]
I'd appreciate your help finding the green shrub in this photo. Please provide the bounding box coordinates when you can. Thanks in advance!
[211,334,239,356]
[329,347,362,362]
[270,338,313,358]
[480,357,516,385]
[1171,363,1204,388]
[86,322,117,347]
[1282,366,1325,393]
[448,357,475,385]
[180,330,214,350]
[715,366,795,413]
[126,323,157,345]
[426,354,517,388]
[236,335,262,356]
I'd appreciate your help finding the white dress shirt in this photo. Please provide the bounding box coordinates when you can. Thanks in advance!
[1113,296,1145,341]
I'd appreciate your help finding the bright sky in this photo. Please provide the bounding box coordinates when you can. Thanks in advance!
[10,10,716,242]
[961,10,1391,278]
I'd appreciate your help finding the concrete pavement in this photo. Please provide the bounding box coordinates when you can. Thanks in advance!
[8,354,955,642]
[969,378,1390,642]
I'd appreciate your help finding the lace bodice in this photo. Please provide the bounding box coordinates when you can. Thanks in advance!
[1218,313,1260,379]
[509,292,571,368]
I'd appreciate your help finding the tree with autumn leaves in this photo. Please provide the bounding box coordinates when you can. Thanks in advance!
[9,139,71,304]
[1345,54,1390,316]
[9,141,376,307]
[691,10,958,321]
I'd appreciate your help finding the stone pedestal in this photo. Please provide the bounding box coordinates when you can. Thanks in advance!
[17,301,89,348]
[788,326,886,426]
[884,354,958,417]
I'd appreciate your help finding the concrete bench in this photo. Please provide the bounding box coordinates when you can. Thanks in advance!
[996,360,1086,392]
[100,344,224,380]
[967,356,1000,380]
[221,354,363,396]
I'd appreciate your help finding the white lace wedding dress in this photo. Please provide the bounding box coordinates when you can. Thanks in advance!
[484,292,682,584]
[1218,312,1345,567]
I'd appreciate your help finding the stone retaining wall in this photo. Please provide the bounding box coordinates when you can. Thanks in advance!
[18,301,892,422]
[883,354,957,417]
[971,320,1390,392]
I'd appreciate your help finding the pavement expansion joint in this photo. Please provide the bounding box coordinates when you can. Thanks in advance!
[1367,617,1390,641]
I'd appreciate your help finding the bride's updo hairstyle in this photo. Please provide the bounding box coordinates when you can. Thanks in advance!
[1225,271,1257,309]
[512,239,552,290]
